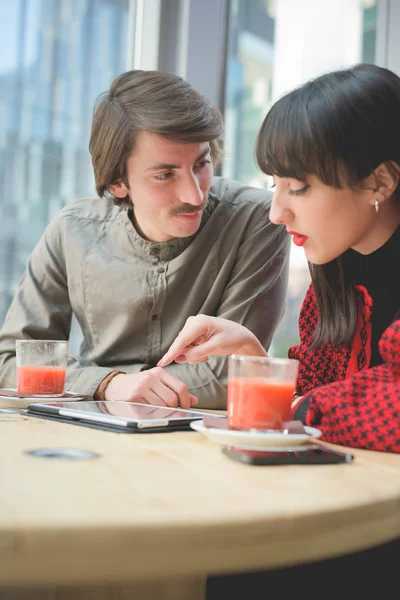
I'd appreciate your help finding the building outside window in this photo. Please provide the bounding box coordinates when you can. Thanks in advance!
[0,0,130,349]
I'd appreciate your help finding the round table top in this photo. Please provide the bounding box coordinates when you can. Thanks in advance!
[1,410,400,586]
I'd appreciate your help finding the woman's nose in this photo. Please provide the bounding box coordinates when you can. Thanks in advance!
[269,194,291,225]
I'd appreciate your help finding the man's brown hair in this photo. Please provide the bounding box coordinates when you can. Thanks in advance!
[89,70,223,205]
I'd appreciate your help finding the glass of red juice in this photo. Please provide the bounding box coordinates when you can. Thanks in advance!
[227,355,299,431]
[16,340,68,397]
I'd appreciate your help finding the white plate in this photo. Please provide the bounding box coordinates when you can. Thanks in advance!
[0,389,85,409]
[190,419,322,449]
[220,444,321,453]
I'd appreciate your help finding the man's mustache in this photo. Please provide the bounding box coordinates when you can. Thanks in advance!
[169,197,208,216]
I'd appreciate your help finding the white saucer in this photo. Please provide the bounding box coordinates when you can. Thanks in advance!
[221,444,321,453]
[190,419,322,449]
[0,389,85,409]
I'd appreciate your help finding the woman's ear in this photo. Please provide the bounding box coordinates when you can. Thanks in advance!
[109,179,129,198]
[372,162,399,201]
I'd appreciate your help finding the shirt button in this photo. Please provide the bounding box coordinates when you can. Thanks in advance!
[152,315,158,321]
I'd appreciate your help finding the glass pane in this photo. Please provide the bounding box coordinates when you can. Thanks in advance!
[0,0,130,349]
[222,0,377,356]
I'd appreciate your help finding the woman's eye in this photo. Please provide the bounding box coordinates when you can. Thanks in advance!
[289,184,310,196]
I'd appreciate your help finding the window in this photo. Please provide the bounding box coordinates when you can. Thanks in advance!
[0,0,130,349]
[222,0,377,356]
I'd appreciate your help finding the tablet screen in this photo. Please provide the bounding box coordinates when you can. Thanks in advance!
[27,400,206,427]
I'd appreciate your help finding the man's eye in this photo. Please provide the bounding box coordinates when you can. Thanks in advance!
[196,159,212,169]
[154,172,172,181]
[289,184,310,196]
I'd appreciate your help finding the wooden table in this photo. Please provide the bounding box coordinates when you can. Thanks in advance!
[1,410,400,599]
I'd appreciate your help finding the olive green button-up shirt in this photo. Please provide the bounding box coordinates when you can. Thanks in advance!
[0,177,290,408]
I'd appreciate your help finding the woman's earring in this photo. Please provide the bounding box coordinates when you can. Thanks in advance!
[375,199,379,214]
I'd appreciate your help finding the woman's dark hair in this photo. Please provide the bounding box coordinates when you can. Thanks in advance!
[255,63,400,346]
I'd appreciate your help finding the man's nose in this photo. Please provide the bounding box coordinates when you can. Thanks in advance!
[180,174,204,206]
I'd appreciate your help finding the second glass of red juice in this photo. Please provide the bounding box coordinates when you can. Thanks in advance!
[16,339,68,397]
[227,355,299,431]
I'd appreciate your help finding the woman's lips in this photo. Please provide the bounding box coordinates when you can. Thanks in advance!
[288,231,308,247]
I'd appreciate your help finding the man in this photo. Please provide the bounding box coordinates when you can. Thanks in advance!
[0,70,290,409]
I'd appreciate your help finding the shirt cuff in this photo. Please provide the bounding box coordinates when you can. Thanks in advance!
[94,370,125,400]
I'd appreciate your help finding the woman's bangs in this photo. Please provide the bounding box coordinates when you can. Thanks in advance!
[256,94,341,186]
[256,102,312,179]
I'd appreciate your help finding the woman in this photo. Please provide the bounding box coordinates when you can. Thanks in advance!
[158,63,400,453]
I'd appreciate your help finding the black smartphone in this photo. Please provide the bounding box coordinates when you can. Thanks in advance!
[222,445,354,465]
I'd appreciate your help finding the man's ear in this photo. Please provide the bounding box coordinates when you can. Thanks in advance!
[109,179,129,198]
[372,162,399,202]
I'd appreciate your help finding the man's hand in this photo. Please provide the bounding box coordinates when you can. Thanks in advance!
[157,315,268,367]
[104,368,199,409]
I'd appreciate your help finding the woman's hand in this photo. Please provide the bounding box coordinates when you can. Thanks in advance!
[157,315,268,367]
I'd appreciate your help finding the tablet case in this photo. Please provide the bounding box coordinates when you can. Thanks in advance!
[25,408,197,433]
